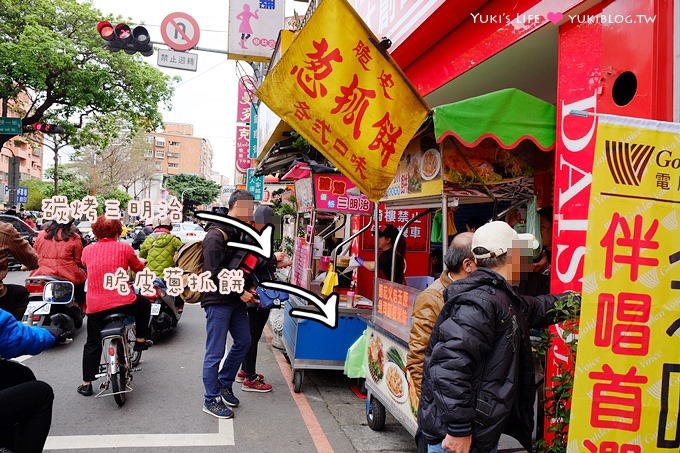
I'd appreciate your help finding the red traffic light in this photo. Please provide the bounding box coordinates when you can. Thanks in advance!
[22,123,65,134]
[97,21,115,40]
[115,23,132,43]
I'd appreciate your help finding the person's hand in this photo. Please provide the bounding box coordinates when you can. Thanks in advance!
[353,256,365,267]
[274,252,292,268]
[441,434,472,453]
[240,290,256,304]
[44,325,68,344]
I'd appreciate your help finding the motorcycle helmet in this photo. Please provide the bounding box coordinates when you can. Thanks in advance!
[152,215,172,229]
[50,313,75,334]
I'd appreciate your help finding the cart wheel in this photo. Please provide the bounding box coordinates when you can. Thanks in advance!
[366,395,386,431]
[293,370,303,393]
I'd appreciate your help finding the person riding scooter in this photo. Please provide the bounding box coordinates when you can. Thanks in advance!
[30,220,87,308]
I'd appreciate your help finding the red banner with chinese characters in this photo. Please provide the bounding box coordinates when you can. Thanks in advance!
[236,75,256,124]
[568,115,680,451]
[235,125,251,174]
[256,0,429,201]
[313,173,372,214]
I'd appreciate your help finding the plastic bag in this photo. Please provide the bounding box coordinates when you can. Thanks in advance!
[344,329,367,378]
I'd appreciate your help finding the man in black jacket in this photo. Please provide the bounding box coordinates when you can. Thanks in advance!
[200,190,254,420]
[418,221,563,453]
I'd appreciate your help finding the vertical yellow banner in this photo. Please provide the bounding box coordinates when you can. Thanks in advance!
[569,115,680,452]
[257,0,429,201]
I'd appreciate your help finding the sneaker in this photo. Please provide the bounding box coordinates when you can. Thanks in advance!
[242,376,272,393]
[77,383,93,396]
[133,339,153,351]
[236,370,264,383]
[203,398,234,419]
[220,387,240,407]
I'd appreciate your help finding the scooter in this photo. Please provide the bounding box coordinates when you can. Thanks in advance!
[23,281,76,342]
[147,278,183,342]
[24,275,84,330]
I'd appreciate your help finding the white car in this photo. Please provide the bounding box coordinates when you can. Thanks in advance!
[172,222,207,243]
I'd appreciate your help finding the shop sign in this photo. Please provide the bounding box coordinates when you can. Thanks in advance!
[294,177,314,212]
[235,125,251,174]
[249,104,259,158]
[365,326,418,436]
[227,0,285,62]
[313,173,372,214]
[246,168,264,201]
[360,207,429,252]
[569,115,680,450]
[237,75,256,124]
[257,0,429,201]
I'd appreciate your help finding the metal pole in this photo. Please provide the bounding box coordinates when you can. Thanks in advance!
[150,41,229,55]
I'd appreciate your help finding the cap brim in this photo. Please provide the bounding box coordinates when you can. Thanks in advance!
[517,233,540,250]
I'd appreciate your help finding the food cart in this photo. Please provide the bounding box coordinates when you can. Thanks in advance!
[363,89,556,436]
[283,172,375,392]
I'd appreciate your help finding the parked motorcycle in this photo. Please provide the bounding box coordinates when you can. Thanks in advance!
[24,275,84,330]
[147,278,183,342]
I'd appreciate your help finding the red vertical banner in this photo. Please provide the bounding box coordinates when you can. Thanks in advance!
[549,11,603,440]
[235,125,251,174]
[236,75,256,124]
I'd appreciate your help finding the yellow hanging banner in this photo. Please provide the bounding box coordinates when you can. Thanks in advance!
[257,0,429,201]
[568,115,680,452]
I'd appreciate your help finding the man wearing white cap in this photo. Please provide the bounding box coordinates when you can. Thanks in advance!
[418,221,564,453]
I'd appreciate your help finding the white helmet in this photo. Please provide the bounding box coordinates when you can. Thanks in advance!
[152,215,172,229]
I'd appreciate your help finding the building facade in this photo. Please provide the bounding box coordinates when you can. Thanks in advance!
[144,123,213,179]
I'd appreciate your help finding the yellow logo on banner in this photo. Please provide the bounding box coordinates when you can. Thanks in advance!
[568,115,680,452]
[256,0,429,201]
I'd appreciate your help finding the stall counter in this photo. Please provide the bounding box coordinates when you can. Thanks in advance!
[282,294,371,392]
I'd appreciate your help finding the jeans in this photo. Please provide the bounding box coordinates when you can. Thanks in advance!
[203,303,251,400]
[241,306,270,379]
[427,443,497,453]
[0,360,54,453]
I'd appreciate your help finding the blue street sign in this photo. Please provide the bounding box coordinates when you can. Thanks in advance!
[17,186,28,203]
[246,168,264,201]
[249,104,258,159]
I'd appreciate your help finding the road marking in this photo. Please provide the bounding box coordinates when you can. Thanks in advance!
[265,326,334,453]
[13,355,32,363]
[44,419,234,450]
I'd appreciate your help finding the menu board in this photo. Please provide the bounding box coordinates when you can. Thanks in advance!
[365,325,418,436]
[313,173,373,214]
[383,140,443,200]
[374,279,418,340]
[291,236,310,289]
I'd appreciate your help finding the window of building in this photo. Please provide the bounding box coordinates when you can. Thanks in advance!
[154,162,161,170]
[145,136,154,144]
[169,141,180,146]
[155,150,165,159]
[167,152,180,159]
[155,137,165,147]
[144,148,153,158]
[168,163,179,168]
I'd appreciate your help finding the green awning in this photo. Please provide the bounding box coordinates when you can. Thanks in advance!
[433,88,556,151]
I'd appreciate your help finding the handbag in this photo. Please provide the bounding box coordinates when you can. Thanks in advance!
[255,285,288,310]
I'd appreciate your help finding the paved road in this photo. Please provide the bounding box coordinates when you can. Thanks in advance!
[5,270,419,453]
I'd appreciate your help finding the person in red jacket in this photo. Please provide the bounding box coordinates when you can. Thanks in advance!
[30,220,88,309]
[77,216,151,397]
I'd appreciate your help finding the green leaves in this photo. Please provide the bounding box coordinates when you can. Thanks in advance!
[166,173,221,212]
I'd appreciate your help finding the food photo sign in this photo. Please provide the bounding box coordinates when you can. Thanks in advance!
[365,326,418,436]
[384,138,442,200]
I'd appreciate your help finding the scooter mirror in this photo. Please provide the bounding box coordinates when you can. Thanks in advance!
[43,281,75,304]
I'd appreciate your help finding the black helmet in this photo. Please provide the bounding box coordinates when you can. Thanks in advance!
[50,313,75,333]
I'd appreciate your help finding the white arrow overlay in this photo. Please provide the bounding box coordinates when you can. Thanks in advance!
[195,211,273,259]
[260,281,339,329]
